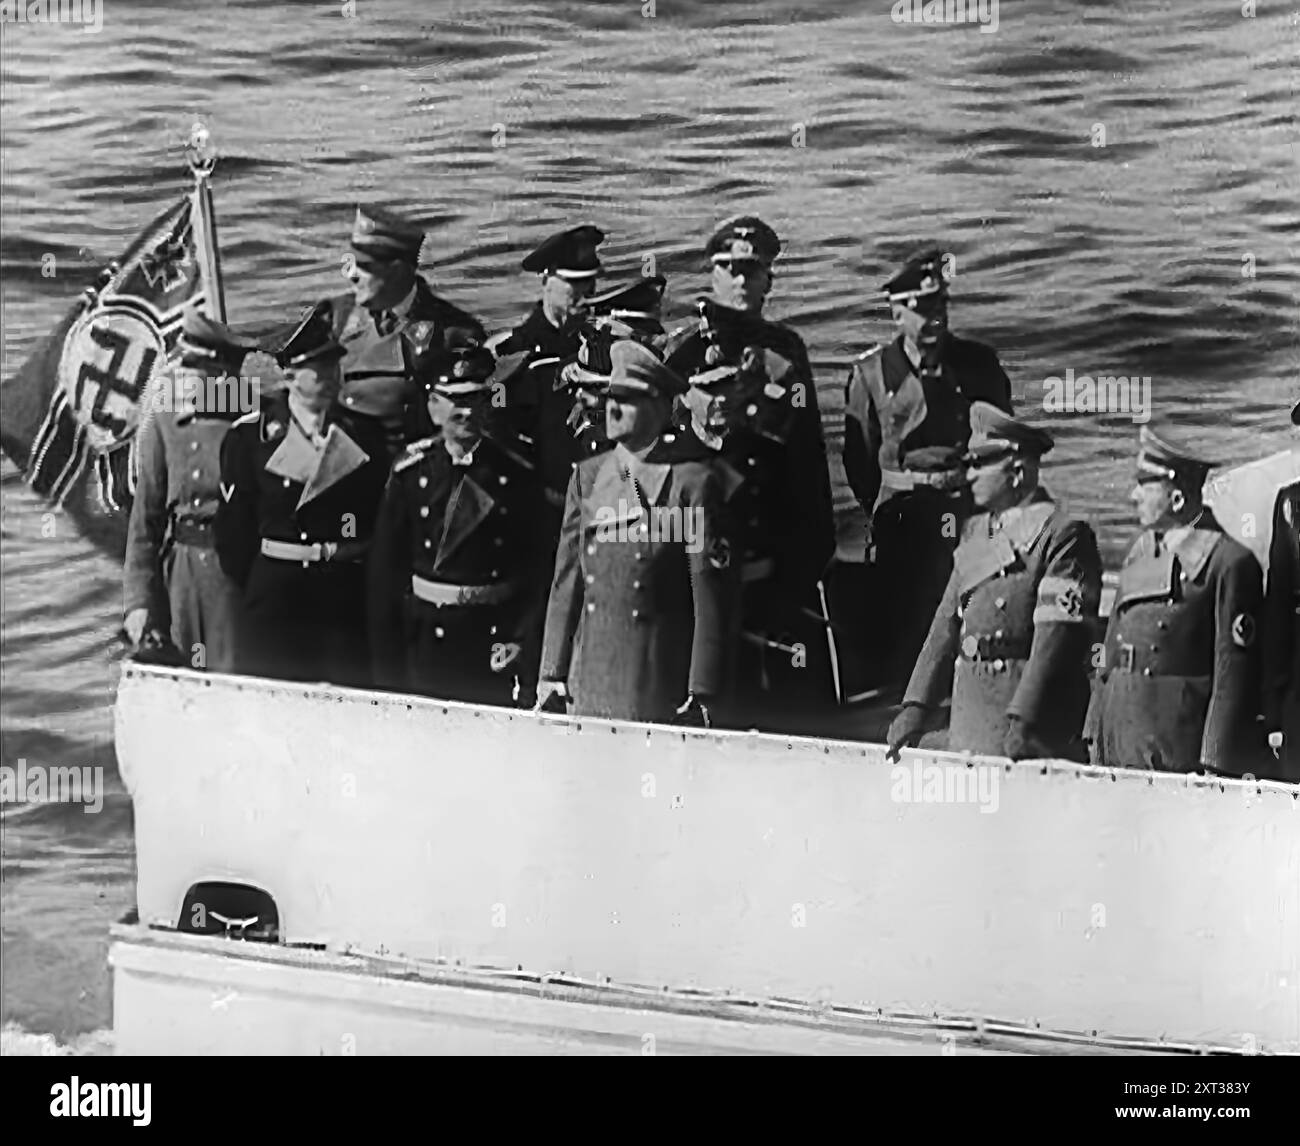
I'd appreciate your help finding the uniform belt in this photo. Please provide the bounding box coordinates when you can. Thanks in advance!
[960,633,1030,664]
[1112,641,1170,676]
[171,518,215,548]
[411,575,520,607]
[260,538,370,564]
[741,556,775,584]
[880,467,965,494]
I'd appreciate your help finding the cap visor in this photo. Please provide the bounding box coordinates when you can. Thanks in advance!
[607,381,657,399]
[283,345,346,368]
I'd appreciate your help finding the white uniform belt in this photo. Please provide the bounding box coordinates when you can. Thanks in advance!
[742,556,775,584]
[411,575,519,607]
[880,467,964,493]
[260,538,367,563]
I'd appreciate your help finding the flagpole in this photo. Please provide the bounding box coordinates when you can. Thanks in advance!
[186,122,227,322]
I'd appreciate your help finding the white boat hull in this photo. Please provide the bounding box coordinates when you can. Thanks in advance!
[114,665,1300,1054]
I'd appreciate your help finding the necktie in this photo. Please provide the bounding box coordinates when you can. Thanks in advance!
[372,310,397,336]
[1152,531,1164,556]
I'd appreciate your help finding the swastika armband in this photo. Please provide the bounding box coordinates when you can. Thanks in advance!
[1033,575,1088,624]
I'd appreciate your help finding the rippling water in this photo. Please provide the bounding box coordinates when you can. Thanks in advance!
[1,0,1296,1041]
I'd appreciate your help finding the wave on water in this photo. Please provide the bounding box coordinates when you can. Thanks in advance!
[0,1022,114,1056]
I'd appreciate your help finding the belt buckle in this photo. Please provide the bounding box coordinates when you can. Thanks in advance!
[1116,642,1135,673]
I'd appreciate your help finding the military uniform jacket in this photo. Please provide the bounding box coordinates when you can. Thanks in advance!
[324,277,486,436]
[904,491,1102,756]
[1085,511,1264,773]
[674,395,834,614]
[124,408,232,619]
[367,433,548,686]
[843,334,1012,514]
[494,304,586,506]
[664,320,834,603]
[1262,481,1300,762]
[664,312,829,463]
[539,442,739,723]
[215,391,390,590]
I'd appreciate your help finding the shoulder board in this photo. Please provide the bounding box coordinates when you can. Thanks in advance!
[231,410,260,428]
[855,343,884,362]
[394,437,436,472]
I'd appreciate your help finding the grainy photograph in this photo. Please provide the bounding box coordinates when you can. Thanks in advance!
[0,0,1296,1084]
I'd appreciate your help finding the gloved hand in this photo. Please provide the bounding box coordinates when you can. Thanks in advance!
[533,679,568,713]
[130,629,186,667]
[1003,717,1050,762]
[886,703,929,760]
[123,607,151,647]
[1268,730,1284,762]
[674,694,712,728]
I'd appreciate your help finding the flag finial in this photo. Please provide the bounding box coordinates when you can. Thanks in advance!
[185,121,217,179]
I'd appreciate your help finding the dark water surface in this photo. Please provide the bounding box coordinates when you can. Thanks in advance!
[1,0,1296,1044]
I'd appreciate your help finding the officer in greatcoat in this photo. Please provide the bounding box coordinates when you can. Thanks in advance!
[321,205,487,455]
[1084,426,1264,775]
[673,339,836,726]
[535,341,739,725]
[844,248,1013,685]
[367,348,547,704]
[663,217,835,722]
[216,302,390,687]
[123,309,255,671]
[1262,398,1300,782]
[491,224,606,515]
[887,404,1101,760]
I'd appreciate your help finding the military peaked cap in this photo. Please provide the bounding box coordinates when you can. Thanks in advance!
[351,205,425,267]
[883,247,948,304]
[521,225,604,278]
[705,215,781,267]
[607,340,688,400]
[264,301,346,369]
[964,401,1054,463]
[178,308,257,372]
[588,275,666,320]
[1136,424,1220,488]
[433,349,530,401]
